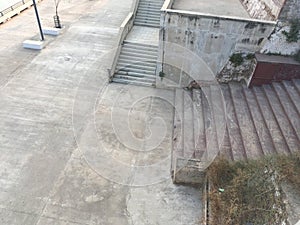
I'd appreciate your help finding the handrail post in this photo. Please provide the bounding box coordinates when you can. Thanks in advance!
[32,0,44,41]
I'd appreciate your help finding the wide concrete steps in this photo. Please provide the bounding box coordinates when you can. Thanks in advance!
[172,85,225,185]
[134,0,164,27]
[112,41,158,87]
[172,80,300,184]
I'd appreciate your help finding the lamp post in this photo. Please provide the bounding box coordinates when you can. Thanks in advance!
[32,0,44,41]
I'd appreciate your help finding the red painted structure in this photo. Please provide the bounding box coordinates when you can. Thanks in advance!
[248,53,300,87]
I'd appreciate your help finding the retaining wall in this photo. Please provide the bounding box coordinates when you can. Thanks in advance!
[158,9,276,88]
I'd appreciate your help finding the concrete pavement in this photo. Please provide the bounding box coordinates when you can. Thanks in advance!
[172,0,250,18]
[0,0,202,224]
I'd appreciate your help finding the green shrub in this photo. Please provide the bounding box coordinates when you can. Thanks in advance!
[246,53,255,60]
[159,71,165,80]
[230,53,244,67]
[282,19,300,43]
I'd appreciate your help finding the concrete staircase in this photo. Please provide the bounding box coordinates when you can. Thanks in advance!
[134,0,164,27]
[172,79,300,184]
[112,41,158,86]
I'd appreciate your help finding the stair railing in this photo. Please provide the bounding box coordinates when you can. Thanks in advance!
[107,0,141,81]
[0,0,42,24]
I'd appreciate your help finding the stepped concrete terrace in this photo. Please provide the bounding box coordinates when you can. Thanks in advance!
[172,80,300,184]
[172,0,251,18]
[0,0,202,224]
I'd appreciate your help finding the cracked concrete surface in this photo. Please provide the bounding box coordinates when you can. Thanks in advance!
[0,0,202,224]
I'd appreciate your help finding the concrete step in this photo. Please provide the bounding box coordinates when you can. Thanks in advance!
[136,9,161,16]
[272,82,300,139]
[220,84,247,161]
[136,9,161,18]
[135,15,161,22]
[229,82,263,159]
[117,62,156,72]
[138,5,162,11]
[172,88,206,185]
[243,86,277,156]
[139,1,164,6]
[114,74,155,83]
[121,46,158,56]
[114,70,155,79]
[292,79,300,92]
[123,40,158,49]
[262,84,300,153]
[119,54,157,64]
[134,21,160,28]
[118,60,157,68]
[220,126,234,160]
[112,78,155,87]
[253,86,290,155]
[210,84,226,153]
[183,90,195,159]
[192,89,206,159]
[135,19,160,26]
[113,42,158,87]
[138,5,162,10]
[134,18,160,24]
[282,80,300,113]
[202,85,221,162]
[120,50,158,60]
[200,86,212,162]
[122,44,158,54]
[116,65,156,74]
[121,46,157,57]
[173,88,184,159]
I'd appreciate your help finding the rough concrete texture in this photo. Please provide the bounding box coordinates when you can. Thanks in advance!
[279,0,300,20]
[282,183,300,225]
[159,12,275,87]
[0,0,202,224]
[261,22,300,55]
[217,56,256,83]
[239,0,284,20]
[172,0,250,18]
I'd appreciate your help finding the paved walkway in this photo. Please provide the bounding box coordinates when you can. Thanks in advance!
[0,0,202,224]
[172,0,250,18]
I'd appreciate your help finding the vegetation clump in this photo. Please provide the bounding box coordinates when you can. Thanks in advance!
[282,19,300,43]
[159,71,165,80]
[229,53,244,67]
[208,154,300,225]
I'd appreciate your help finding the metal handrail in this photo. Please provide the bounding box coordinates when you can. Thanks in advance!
[0,0,31,17]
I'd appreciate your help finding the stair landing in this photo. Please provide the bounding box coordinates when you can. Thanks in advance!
[126,26,159,46]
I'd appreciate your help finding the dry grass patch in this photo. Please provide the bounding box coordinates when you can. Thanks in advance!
[207,154,300,225]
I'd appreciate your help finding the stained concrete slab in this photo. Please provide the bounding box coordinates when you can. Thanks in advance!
[172,0,250,18]
[0,0,202,224]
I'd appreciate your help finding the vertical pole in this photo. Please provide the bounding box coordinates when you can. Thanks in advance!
[32,0,44,41]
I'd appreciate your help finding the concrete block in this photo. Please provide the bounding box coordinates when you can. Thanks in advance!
[22,40,44,50]
[42,27,61,36]
[173,158,207,186]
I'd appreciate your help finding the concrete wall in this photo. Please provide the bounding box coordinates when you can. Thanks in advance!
[279,0,300,20]
[158,10,275,87]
